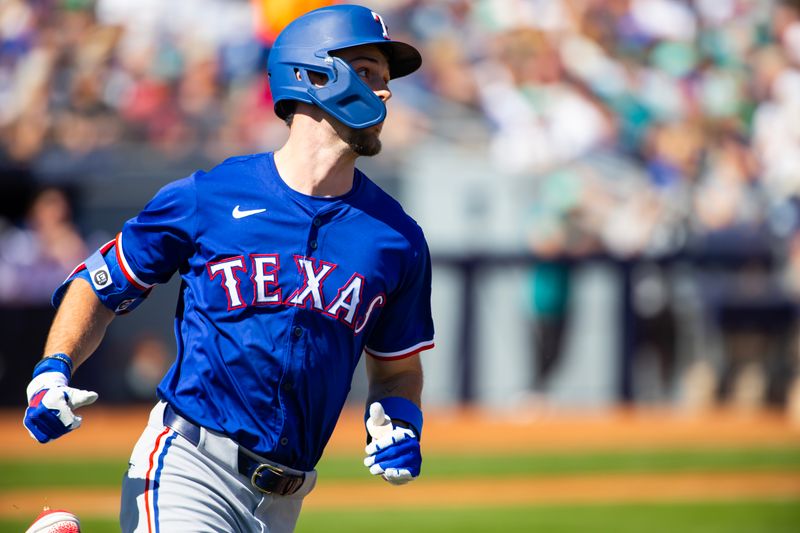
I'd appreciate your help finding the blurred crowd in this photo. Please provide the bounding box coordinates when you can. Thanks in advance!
[0,0,798,266]
[0,0,799,407]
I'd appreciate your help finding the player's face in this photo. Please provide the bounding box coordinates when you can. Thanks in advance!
[336,45,392,103]
[333,45,392,156]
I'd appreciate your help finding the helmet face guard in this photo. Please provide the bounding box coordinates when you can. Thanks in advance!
[306,56,388,129]
[267,5,422,129]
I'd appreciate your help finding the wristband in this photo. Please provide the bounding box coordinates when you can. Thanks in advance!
[365,397,423,439]
[32,353,74,380]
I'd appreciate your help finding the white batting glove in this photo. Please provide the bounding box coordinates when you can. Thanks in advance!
[365,401,393,440]
[363,402,421,485]
[24,370,98,443]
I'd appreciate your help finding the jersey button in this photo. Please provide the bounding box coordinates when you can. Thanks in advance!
[282,382,292,392]
[280,437,289,446]
[292,326,302,338]
[309,240,318,250]
[312,218,322,227]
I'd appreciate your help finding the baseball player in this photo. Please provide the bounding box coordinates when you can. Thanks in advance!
[22,5,434,532]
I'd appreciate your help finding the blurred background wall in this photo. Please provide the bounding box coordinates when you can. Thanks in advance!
[0,0,799,415]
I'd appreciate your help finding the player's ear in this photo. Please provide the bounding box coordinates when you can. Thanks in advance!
[303,69,329,87]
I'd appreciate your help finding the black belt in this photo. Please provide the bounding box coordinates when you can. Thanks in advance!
[163,404,305,496]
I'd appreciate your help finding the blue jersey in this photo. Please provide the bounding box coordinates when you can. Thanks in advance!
[54,152,435,470]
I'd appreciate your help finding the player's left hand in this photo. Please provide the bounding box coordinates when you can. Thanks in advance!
[363,402,421,485]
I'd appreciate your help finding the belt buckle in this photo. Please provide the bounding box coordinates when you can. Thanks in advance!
[251,463,285,495]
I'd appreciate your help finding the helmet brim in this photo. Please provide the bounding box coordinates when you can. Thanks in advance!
[330,40,422,80]
[379,41,422,80]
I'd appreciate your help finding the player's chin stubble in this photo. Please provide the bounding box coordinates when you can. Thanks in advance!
[345,128,382,156]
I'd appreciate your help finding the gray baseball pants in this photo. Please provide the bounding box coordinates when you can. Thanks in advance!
[120,402,317,532]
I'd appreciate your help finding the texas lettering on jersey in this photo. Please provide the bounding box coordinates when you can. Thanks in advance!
[50,153,435,469]
[207,253,384,335]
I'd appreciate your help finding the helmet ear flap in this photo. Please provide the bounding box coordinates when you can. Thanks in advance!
[306,56,386,129]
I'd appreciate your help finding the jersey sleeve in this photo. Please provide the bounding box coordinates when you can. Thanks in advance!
[52,174,197,314]
[364,237,435,360]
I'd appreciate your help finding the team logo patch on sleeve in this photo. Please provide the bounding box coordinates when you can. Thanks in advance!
[84,248,113,291]
[92,269,110,288]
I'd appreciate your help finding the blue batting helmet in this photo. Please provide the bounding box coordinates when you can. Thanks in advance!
[267,4,422,129]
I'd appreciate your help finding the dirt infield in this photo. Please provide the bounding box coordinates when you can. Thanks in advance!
[1,406,799,519]
[3,405,799,458]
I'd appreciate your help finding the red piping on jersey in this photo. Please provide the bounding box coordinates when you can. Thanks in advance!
[365,342,435,361]
[115,232,149,291]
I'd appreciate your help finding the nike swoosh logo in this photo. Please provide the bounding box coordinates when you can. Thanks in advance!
[232,205,267,219]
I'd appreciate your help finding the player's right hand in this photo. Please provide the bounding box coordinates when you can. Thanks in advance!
[23,358,98,444]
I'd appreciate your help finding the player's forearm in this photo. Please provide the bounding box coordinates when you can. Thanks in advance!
[363,356,424,484]
[365,356,423,408]
[42,277,115,371]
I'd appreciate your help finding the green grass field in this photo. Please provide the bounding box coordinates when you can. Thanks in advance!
[295,501,800,533]
[2,501,799,533]
[3,446,799,489]
[2,445,798,532]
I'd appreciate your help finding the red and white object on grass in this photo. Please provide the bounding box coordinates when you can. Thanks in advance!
[25,508,81,533]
